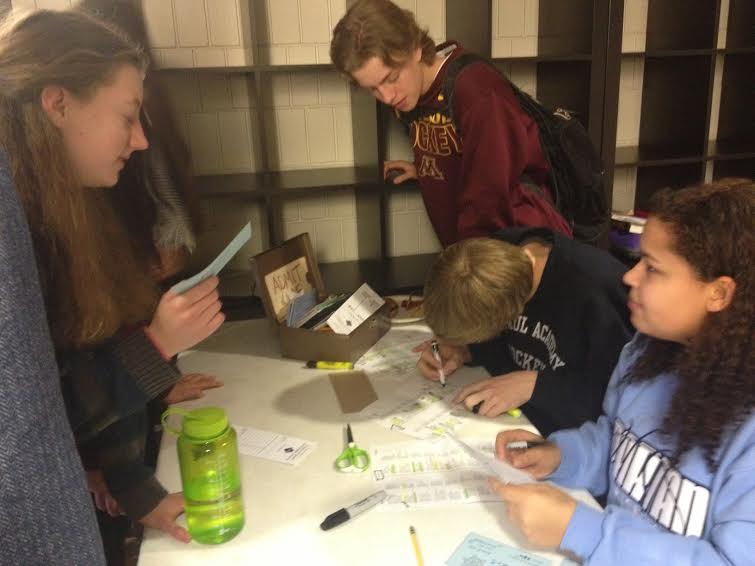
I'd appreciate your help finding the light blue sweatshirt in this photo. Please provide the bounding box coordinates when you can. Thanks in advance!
[548,335,755,565]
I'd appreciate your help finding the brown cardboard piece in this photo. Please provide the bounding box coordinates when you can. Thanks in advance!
[252,233,390,362]
[328,371,378,413]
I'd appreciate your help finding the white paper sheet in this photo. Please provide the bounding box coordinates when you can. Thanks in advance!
[370,438,518,509]
[355,327,431,374]
[447,434,532,485]
[327,283,385,335]
[234,424,316,466]
[171,222,252,294]
[352,326,468,439]
[377,385,467,439]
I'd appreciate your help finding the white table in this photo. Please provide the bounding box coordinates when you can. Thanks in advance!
[138,319,597,565]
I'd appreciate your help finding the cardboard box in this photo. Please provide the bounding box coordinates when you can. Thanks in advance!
[251,233,390,363]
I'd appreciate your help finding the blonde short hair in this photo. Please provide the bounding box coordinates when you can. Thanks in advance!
[424,238,533,345]
[330,0,436,76]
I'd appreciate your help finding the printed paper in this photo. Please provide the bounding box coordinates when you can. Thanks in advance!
[371,438,509,509]
[446,533,552,566]
[235,425,316,466]
[327,283,385,335]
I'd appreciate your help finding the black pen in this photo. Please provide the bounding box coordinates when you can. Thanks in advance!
[506,440,547,450]
[319,490,388,531]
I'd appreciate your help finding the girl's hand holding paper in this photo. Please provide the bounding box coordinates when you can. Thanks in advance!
[146,276,224,357]
[494,429,561,480]
[488,480,576,549]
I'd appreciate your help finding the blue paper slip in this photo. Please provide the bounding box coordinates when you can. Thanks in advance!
[171,222,252,294]
[286,289,318,327]
[446,533,552,566]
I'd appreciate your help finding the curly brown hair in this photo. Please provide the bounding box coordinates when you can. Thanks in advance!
[628,178,755,469]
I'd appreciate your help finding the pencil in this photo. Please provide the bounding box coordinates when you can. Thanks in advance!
[409,526,424,566]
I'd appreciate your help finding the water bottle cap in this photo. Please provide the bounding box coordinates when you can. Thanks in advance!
[162,406,229,439]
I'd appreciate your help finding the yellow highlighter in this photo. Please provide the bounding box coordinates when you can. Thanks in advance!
[472,401,522,418]
[306,360,354,370]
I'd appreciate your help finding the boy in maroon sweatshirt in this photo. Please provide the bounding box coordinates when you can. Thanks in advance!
[331,0,571,246]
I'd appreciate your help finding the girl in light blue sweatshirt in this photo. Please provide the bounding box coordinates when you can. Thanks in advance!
[490,178,754,565]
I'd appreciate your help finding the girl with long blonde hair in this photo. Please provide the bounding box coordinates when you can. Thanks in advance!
[0,8,223,543]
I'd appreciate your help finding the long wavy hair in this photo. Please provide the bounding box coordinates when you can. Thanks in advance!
[0,9,160,349]
[628,178,754,469]
[76,0,201,251]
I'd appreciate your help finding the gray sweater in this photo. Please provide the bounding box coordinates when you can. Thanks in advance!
[0,153,105,565]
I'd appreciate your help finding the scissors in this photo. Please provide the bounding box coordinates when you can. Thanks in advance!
[335,424,370,473]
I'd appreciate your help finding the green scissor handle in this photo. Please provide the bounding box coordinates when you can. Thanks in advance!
[335,424,370,472]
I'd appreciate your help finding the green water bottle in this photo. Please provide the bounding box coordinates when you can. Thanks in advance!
[162,407,245,544]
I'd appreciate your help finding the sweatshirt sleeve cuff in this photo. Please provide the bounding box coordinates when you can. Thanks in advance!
[527,369,555,409]
[546,429,582,484]
[115,475,169,520]
[110,330,180,401]
[560,501,604,560]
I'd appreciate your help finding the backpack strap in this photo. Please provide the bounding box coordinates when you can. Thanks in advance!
[441,52,489,138]
[441,53,565,211]
[395,50,485,133]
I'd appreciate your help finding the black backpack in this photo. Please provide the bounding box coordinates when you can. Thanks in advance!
[398,52,609,245]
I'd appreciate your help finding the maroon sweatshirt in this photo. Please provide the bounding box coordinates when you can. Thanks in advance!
[400,43,572,247]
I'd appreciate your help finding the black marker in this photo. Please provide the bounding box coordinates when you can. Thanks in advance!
[319,490,388,531]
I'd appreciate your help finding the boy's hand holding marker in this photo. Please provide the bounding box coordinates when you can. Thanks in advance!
[412,339,470,383]
[414,340,527,417]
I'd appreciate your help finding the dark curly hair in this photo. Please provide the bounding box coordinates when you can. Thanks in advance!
[628,178,754,470]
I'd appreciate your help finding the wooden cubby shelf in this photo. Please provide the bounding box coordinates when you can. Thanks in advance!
[156,0,751,296]
[634,163,706,211]
[645,0,718,51]
[726,0,755,49]
[610,0,753,207]
[319,253,438,295]
[196,166,384,198]
[712,158,755,179]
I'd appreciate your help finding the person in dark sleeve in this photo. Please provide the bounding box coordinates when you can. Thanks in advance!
[331,0,571,247]
[0,152,105,565]
[416,227,633,435]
